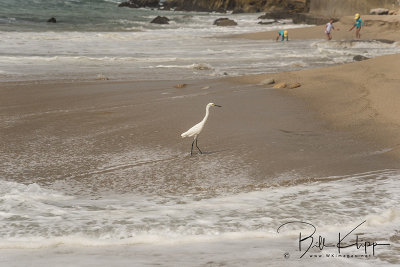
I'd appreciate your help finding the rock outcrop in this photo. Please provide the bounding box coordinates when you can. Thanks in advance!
[117,0,400,26]
[164,0,308,13]
[118,0,160,8]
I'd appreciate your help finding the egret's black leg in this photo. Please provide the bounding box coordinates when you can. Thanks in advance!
[195,139,202,154]
[191,139,195,156]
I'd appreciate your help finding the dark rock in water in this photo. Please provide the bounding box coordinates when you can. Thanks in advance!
[353,55,369,61]
[150,16,170,24]
[47,17,56,23]
[213,18,237,27]
[118,0,159,8]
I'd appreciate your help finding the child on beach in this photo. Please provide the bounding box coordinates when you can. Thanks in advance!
[349,13,363,39]
[276,30,288,41]
[325,19,339,40]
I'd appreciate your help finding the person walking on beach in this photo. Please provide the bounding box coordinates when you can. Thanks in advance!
[276,30,288,42]
[349,13,363,39]
[325,19,339,40]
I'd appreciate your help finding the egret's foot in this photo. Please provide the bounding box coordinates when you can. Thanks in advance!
[195,140,202,154]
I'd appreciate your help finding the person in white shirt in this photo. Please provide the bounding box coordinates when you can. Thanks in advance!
[325,19,339,40]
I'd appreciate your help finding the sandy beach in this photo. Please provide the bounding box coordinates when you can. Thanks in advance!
[1,72,399,191]
[234,15,400,42]
[229,15,400,163]
[1,12,400,266]
[228,53,400,159]
[3,15,398,183]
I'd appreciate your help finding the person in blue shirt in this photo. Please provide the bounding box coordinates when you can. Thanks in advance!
[276,30,288,41]
[349,13,363,39]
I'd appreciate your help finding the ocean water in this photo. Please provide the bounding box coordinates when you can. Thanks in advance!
[1,1,400,266]
[1,0,400,82]
[1,131,399,265]
[0,168,399,265]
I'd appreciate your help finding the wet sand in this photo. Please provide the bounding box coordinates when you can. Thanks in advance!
[1,76,398,196]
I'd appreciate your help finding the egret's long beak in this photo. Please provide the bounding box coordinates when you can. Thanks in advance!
[214,104,222,107]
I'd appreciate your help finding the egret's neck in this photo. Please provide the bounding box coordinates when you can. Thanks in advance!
[201,105,211,123]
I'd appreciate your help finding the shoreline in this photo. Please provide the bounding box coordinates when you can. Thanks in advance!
[1,57,399,189]
[2,14,400,182]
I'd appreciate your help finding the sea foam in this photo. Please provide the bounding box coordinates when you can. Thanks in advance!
[0,170,399,256]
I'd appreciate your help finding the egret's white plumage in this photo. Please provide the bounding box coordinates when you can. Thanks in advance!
[181,102,221,155]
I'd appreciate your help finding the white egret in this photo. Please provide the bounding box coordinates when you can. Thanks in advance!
[181,103,222,156]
